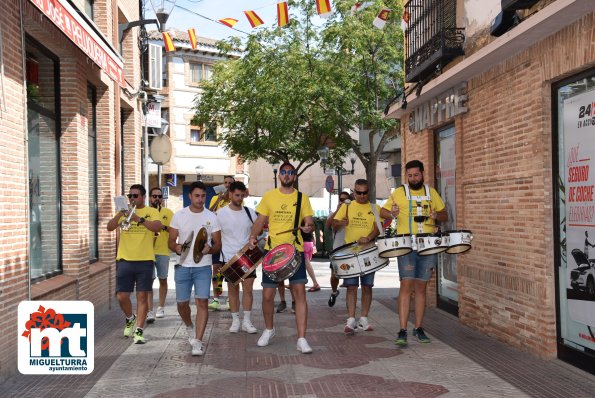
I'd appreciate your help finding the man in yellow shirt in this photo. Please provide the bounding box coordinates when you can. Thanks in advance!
[147,187,173,322]
[332,179,381,334]
[380,160,448,347]
[248,162,315,353]
[107,184,162,344]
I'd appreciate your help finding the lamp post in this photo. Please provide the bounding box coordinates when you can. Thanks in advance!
[272,161,280,188]
[317,146,356,194]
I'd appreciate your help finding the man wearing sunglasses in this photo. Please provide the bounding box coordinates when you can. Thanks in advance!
[380,160,448,347]
[248,162,315,354]
[107,184,163,344]
[146,187,174,323]
[325,191,352,307]
[333,179,382,334]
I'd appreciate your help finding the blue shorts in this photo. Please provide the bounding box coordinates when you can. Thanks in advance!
[398,251,437,281]
[174,265,212,301]
[153,255,170,279]
[343,271,375,287]
[212,252,223,265]
[261,251,307,289]
[116,260,154,292]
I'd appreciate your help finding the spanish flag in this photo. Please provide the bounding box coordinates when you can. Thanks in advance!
[162,32,175,52]
[219,18,239,28]
[373,8,391,30]
[244,10,264,28]
[277,2,290,27]
[315,0,332,18]
[188,28,198,50]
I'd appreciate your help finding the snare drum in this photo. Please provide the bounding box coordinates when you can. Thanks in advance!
[330,242,389,279]
[220,244,264,286]
[445,230,473,254]
[415,233,450,256]
[377,234,413,258]
[262,244,301,282]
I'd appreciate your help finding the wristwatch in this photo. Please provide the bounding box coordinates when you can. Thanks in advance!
[138,217,146,225]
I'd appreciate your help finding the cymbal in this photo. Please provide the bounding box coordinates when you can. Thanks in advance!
[193,227,208,263]
[179,230,194,264]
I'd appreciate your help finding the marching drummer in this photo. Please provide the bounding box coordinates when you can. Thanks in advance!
[380,160,447,347]
[248,162,315,354]
[216,181,259,334]
[332,179,382,334]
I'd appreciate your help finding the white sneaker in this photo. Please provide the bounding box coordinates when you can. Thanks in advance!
[296,337,313,354]
[257,328,275,347]
[191,339,204,356]
[156,307,165,318]
[358,317,373,331]
[229,318,241,333]
[344,317,357,334]
[146,310,156,323]
[186,325,195,344]
[242,320,257,334]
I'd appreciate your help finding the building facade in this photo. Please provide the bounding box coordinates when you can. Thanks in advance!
[386,0,595,373]
[0,0,145,381]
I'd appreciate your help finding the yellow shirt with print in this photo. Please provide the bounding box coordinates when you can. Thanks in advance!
[115,206,160,261]
[256,188,314,252]
[209,194,230,211]
[153,207,173,256]
[382,185,445,234]
[334,201,382,244]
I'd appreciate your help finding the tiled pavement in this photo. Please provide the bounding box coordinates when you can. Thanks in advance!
[3,260,595,397]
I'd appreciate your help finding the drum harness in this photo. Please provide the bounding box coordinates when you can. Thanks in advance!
[267,192,303,249]
[402,184,432,236]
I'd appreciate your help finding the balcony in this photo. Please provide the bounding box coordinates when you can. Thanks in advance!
[404,0,465,83]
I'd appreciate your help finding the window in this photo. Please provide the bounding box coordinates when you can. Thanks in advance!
[88,85,98,262]
[190,125,217,143]
[84,0,94,20]
[190,63,213,83]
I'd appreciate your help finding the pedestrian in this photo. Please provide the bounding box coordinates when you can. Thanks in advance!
[380,160,448,346]
[332,180,381,334]
[216,181,258,334]
[248,162,315,353]
[147,187,173,322]
[325,191,351,306]
[168,181,222,356]
[107,184,162,344]
[302,220,321,292]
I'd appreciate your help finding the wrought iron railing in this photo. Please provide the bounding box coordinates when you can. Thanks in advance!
[404,0,465,83]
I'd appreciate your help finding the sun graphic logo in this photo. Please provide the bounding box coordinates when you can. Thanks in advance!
[18,301,94,375]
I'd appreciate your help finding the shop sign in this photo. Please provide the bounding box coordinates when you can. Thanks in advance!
[28,0,125,87]
[408,83,468,133]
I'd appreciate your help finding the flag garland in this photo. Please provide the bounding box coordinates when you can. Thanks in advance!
[350,2,374,16]
[244,10,264,28]
[315,0,332,18]
[277,2,290,27]
[162,32,175,52]
[401,9,410,31]
[373,8,391,30]
[188,28,198,49]
[219,18,239,28]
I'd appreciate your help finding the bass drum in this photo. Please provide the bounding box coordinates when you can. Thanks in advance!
[262,244,300,282]
[330,242,389,279]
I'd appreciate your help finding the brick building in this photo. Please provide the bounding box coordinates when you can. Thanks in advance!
[0,0,145,381]
[386,0,595,373]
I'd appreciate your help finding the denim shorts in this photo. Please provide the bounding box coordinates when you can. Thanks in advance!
[343,271,375,287]
[153,255,170,279]
[116,260,154,292]
[174,265,212,301]
[261,251,307,288]
[398,251,437,281]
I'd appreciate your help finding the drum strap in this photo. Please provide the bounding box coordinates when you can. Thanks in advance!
[244,206,254,223]
[370,203,384,239]
[209,194,224,212]
[293,192,303,245]
[403,184,431,234]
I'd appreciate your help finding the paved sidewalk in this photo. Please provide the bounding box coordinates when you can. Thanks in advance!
[2,260,595,397]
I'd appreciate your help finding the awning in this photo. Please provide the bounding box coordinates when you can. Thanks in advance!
[28,0,125,87]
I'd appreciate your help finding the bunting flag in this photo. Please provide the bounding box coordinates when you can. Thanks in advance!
[244,10,264,28]
[350,2,373,16]
[277,2,290,27]
[162,32,175,52]
[373,8,391,29]
[219,18,239,28]
[401,9,410,31]
[315,0,332,18]
[188,28,198,50]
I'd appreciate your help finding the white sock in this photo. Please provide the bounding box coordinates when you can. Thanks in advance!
[231,312,240,321]
[243,311,251,322]
[359,316,368,324]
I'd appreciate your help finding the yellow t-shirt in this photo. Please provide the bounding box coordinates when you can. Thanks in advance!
[153,207,173,256]
[382,185,446,234]
[334,201,382,244]
[256,188,314,252]
[209,194,230,211]
[115,206,160,261]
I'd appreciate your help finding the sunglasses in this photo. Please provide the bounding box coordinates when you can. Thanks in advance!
[279,169,295,176]
[127,194,140,199]
[354,190,368,195]
[151,194,163,199]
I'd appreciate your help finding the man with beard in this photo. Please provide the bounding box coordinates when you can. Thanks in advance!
[380,160,447,347]
[248,162,315,353]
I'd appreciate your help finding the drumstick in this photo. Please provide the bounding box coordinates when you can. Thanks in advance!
[276,227,300,235]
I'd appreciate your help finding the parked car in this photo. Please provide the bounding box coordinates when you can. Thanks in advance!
[570,248,595,298]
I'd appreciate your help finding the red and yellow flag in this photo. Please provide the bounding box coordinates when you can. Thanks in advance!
[219,18,239,28]
[243,10,264,28]
[188,28,198,50]
[162,32,175,52]
[315,0,332,18]
[277,2,290,27]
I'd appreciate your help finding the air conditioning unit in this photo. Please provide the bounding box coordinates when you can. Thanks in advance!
[148,43,162,91]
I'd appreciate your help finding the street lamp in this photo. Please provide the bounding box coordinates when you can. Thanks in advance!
[317,146,357,194]
[272,161,280,188]
[195,165,203,181]
[149,0,177,31]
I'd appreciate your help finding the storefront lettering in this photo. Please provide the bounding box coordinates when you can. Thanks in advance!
[408,83,468,133]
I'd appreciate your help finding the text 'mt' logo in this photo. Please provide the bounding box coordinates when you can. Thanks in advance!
[18,301,94,375]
